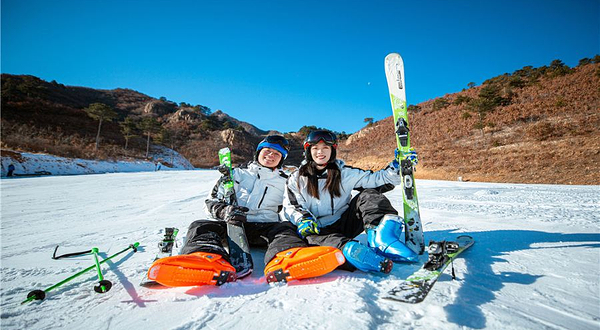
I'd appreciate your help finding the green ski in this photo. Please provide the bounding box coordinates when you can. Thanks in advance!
[384,235,474,303]
[140,227,179,287]
[385,53,425,254]
[218,147,253,278]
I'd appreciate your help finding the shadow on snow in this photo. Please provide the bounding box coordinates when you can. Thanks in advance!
[423,229,600,329]
[117,228,600,329]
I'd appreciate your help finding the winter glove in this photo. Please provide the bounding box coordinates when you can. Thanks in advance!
[402,148,418,166]
[392,148,418,169]
[217,164,232,178]
[207,199,249,223]
[222,205,249,225]
[297,217,320,238]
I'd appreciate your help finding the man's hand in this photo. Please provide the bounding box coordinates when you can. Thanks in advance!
[222,205,249,225]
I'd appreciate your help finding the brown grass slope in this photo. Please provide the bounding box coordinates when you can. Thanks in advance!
[339,63,600,185]
[1,74,269,167]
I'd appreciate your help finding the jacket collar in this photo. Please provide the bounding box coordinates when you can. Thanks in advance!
[248,161,282,177]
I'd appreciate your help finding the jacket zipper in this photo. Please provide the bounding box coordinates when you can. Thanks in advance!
[331,195,335,215]
[258,186,268,208]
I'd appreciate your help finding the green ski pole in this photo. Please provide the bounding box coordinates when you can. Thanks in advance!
[91,247,112,293]
[21,242,139,304]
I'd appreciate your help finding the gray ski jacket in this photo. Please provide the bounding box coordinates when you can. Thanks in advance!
[205,161,289,223]
[283,159,401,227]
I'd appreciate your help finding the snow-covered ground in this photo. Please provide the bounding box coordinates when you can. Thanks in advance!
[1,171,599,330]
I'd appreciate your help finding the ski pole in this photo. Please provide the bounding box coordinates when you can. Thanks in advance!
[91,247,112,293]
[21,242,139,304]
[52,246,92,259]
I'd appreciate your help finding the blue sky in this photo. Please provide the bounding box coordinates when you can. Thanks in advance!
[2,0,598,134]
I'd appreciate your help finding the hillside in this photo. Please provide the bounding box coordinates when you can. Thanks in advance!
[2,59,599,184]
[0,74,270,167]
[339,61,600,185]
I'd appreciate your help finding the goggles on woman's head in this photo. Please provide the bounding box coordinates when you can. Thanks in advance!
[303,130,338,149]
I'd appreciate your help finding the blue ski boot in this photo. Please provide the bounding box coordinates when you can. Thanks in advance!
[342,241,393,273]
[368,215,419,262]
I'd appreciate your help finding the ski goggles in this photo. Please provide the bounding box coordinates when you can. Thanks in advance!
[303,130,338,149]
[256,135,290,159]
[263,135,290,151]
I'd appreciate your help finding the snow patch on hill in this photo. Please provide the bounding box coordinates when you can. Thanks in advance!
[1,146,195,177]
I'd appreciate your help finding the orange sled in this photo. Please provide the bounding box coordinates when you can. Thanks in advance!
[147,252,236,287]
[264,246,345,283]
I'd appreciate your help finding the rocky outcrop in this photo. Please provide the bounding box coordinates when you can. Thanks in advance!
[142,100,177,117]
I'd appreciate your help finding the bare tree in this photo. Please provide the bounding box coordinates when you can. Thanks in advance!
[119,116,139,150]
[138,116,162,158]
[84,103,118,151]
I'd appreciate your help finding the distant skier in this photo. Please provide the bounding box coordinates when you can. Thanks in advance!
[7,164,15,177]
[283,130,418,275]
[147,135,344,286]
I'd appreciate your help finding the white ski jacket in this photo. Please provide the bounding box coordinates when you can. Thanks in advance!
[283,159,401,227]
[205,161,288,223]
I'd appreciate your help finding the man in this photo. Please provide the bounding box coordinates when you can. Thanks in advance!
[147,135,344,287]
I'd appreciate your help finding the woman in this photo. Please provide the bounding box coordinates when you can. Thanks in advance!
[148,135,344,287]
[283,130,418,274]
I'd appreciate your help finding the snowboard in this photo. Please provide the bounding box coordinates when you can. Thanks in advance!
[384,53,425,255]
[383,235,474,303]
[218,148,253,279]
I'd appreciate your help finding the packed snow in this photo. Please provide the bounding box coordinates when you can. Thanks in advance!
[1,170,599,330]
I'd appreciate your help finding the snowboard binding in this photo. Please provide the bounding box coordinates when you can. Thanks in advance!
[423,240,459,272]
[158,227,178,253]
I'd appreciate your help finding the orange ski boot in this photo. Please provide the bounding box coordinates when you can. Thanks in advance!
[264,246,345,283]
[147,252,236,287]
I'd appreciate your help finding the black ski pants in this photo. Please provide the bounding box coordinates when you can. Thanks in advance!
[180,220,306,265]
[306,188,398,251]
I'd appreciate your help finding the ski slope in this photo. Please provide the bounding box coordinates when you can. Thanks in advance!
[1,171,599,330]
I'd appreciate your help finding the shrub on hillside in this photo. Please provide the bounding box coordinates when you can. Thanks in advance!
[432,97,450,111]
[453,95,472,106]
[408,104,422,112]
[525,121,565,141]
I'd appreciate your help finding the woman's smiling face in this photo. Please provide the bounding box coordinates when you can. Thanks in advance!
[310,141,332,167]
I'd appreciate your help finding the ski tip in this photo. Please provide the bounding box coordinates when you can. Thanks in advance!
[385,53,403,62]
[455,235,475,246]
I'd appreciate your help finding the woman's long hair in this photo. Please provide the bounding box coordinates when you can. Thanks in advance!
[298,161,342,199]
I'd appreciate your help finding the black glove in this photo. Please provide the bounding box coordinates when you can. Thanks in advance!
[217,164,231,177]
[221,205,249,225]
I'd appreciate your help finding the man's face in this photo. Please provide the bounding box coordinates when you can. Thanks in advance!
[258,147,282,168]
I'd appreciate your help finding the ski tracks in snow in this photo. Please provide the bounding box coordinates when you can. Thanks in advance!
[1,173,599,330]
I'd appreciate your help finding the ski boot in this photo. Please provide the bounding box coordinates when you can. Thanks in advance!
[367,214,418,262]
[342,241,393,273]
[147,252,236,287]
[264,246,345,283]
